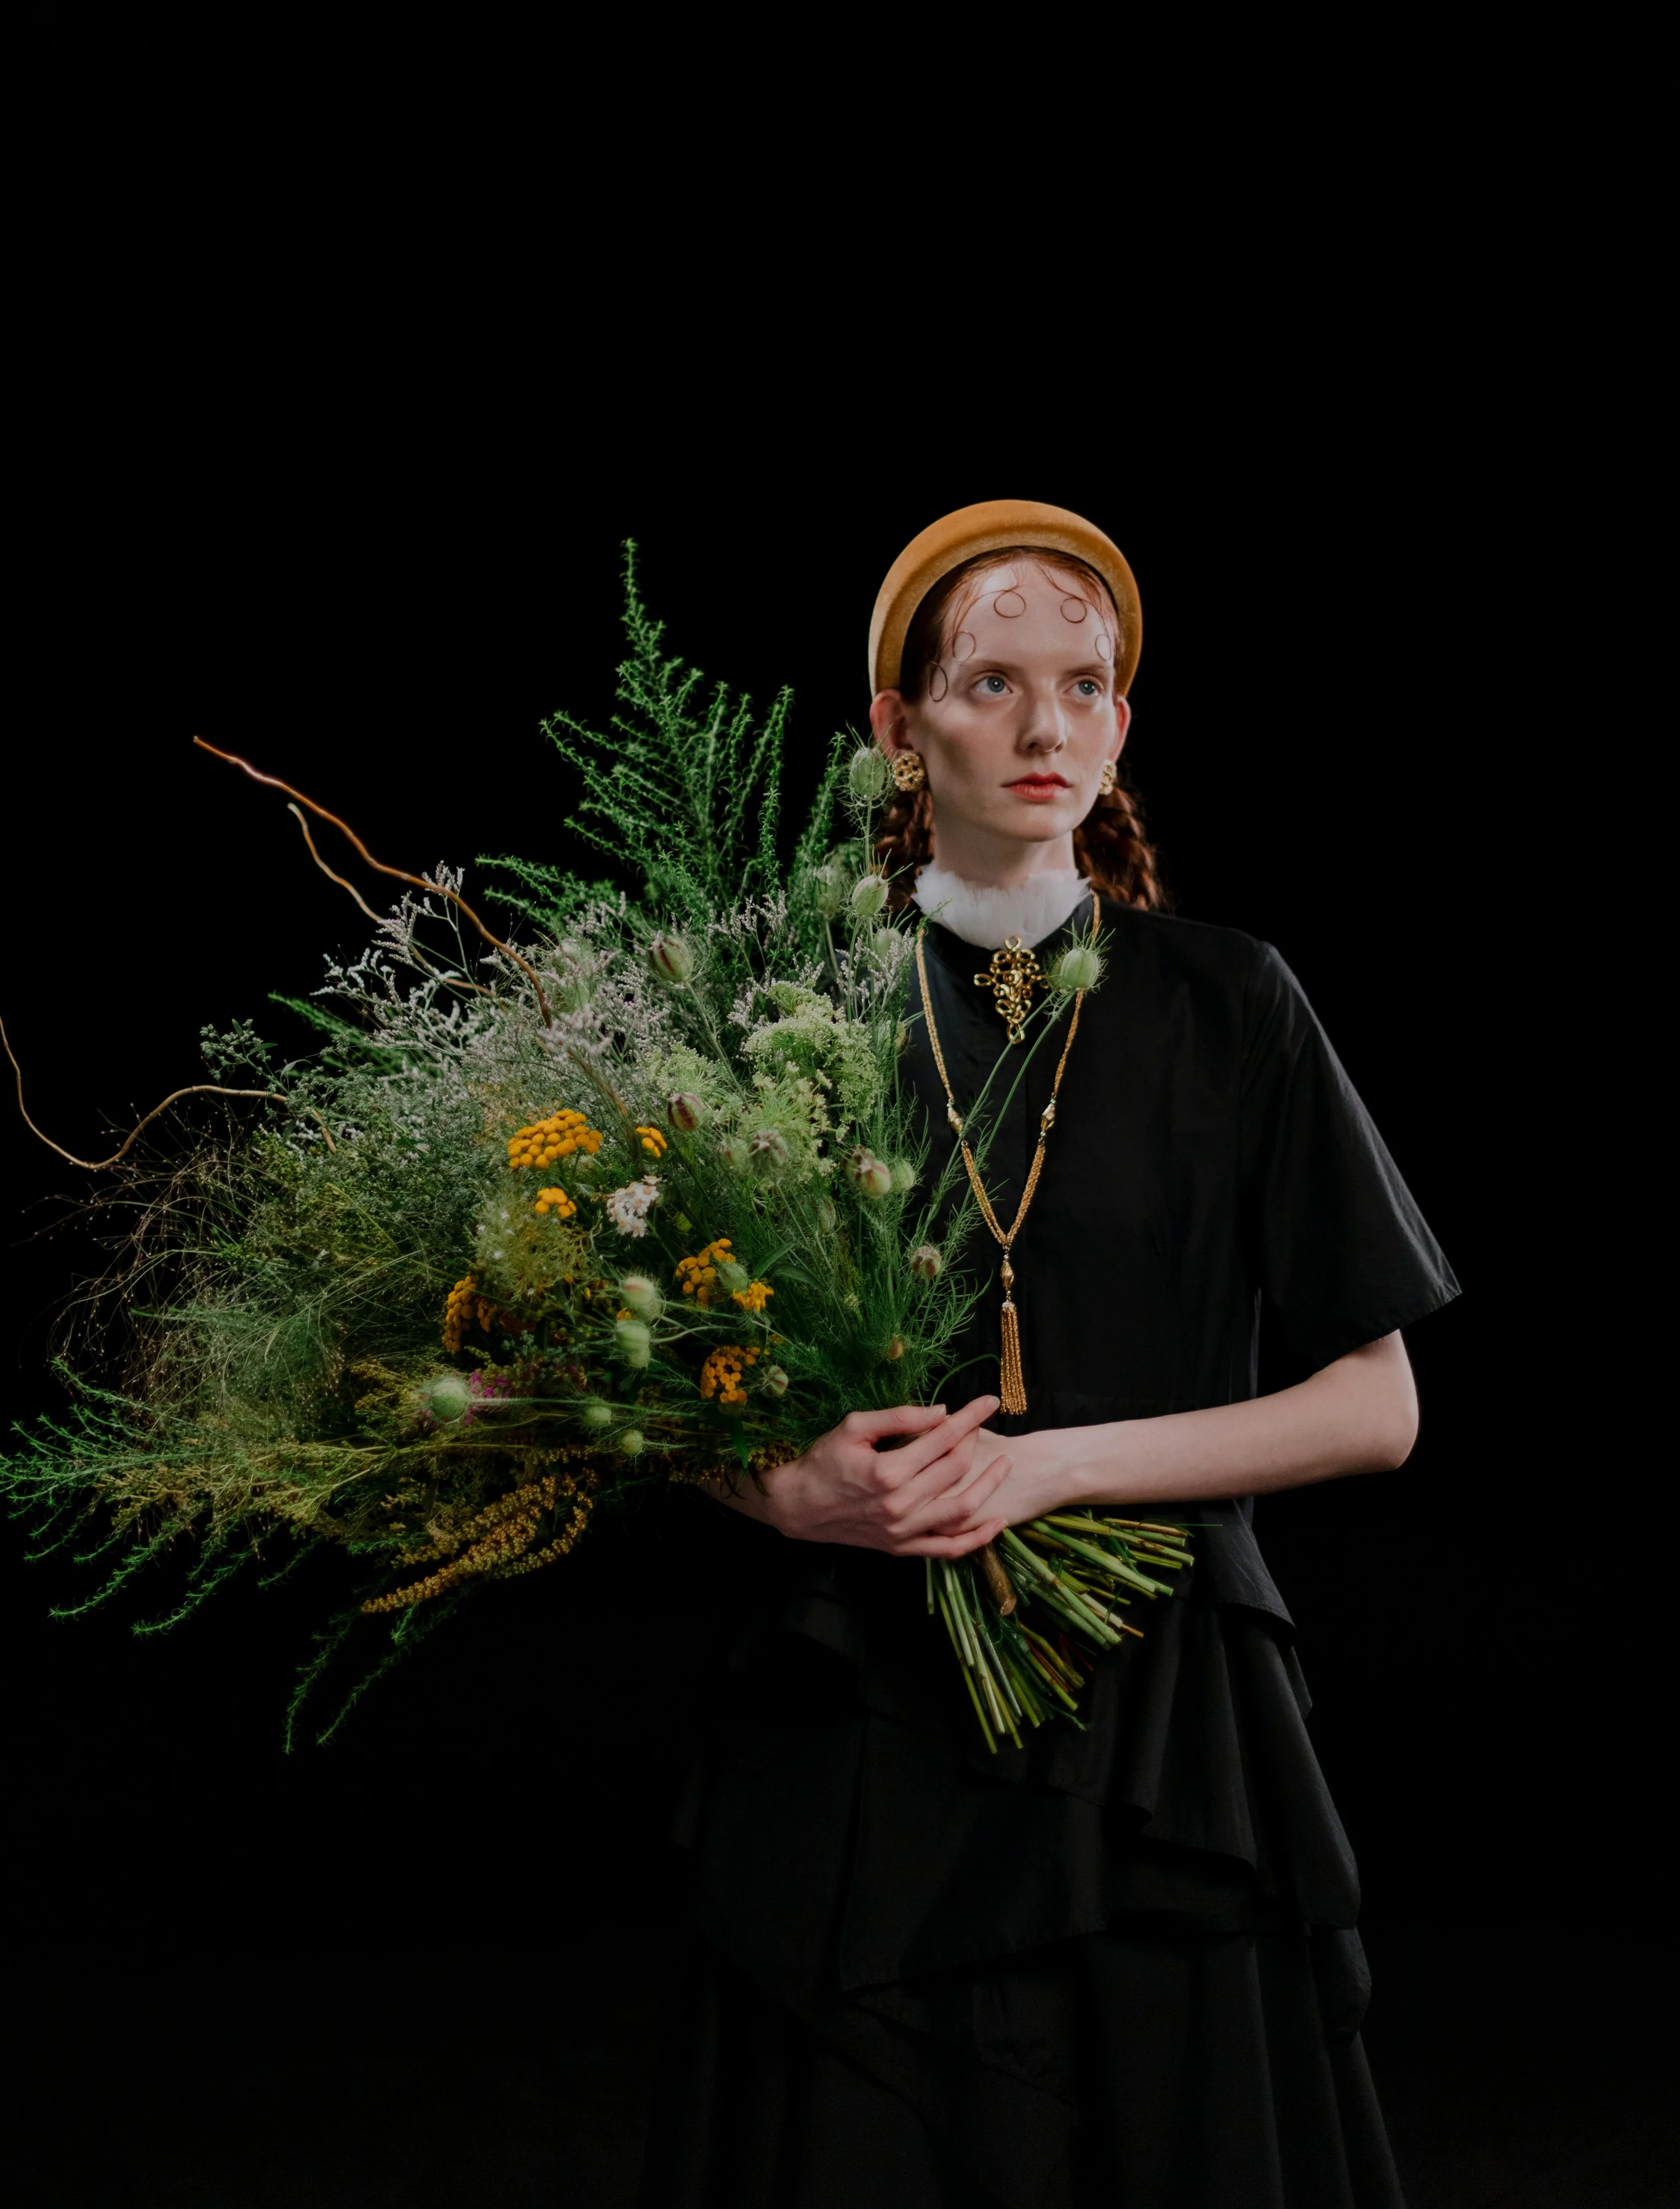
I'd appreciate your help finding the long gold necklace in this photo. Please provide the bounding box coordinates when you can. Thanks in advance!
[914,894,1097,1415]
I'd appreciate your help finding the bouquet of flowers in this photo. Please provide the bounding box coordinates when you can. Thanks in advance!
[1,554,1188,1747]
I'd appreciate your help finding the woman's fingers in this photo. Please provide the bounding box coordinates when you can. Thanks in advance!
[899,1517,1008,1559]
[910,1453,1012,1535]
[843,1402,950,1447]
[891,1416,1008,1518]
[886,1394,1000,1482]
[938,1430,1010,1503]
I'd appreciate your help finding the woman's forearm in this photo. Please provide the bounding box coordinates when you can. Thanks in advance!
[999,1333,1419,1520]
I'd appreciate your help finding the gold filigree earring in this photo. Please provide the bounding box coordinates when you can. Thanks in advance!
[893,752,928,793]
[1097,760,1118,796]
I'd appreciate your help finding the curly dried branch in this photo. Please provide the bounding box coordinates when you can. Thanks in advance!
[287,804,381,921]
[1,1013,286,1171]
[287,805,500,1005]
[195,737,553,1025]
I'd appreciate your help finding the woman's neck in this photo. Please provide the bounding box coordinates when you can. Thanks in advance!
[925,822,1079,891]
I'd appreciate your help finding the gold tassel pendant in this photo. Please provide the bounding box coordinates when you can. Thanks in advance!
[998,1256,1027,1414]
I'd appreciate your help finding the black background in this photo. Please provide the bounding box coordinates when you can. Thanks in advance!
[5,118,1670,2200]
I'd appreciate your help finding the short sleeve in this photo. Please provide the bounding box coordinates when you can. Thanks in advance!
[1240,941,1460,1378]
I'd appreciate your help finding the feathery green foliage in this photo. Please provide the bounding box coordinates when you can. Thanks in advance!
[1,556,966,1735]
[2,549,1136,1751]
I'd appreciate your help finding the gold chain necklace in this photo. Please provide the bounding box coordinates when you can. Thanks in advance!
[914,895,1097,1415]
[974,937,1043,1045]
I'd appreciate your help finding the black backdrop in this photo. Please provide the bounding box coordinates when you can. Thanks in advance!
[5,373,1666,2193]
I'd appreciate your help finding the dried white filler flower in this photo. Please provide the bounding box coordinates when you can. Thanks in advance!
[605,1176,661,1237]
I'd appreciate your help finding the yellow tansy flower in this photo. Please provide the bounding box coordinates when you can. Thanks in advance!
[698,1343,762,1409]
[675,1238,733,1307]
[508,1108,603,1170]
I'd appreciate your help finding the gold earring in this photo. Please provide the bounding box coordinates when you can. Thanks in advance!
[893,752,928,793]
[1097,760,1118,796]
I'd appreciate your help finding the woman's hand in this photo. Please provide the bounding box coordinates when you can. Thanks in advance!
[958,1427,1063,1527]
[710,1395,1012,1557]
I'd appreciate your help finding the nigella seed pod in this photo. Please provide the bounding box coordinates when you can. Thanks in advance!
[667,1091,703,1132]
[618,1428,646,1456]
[846,1146,893,1199]
[749,1127,789,1170]
[648,933,695,985]
[811,863,850,919]
[883,1334,907,1362]
[718,1135,752,1174]
[846,745,892,802]
[849,873,889,921]
[581,1400,615,1429]
[424,1373,472,1425]
[910,1244,942,1280]
[614,1317,652,1368]
[619,1274,663,1320]
[816,1198,837,1231]
[554,972,593,1013]
[888,1159,916,1194]
[1047,943,1104,994]
[763,1364,789,1397]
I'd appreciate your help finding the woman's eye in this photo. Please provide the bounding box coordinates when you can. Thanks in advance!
[1075,679,1101,698]
[977,675,1008,696]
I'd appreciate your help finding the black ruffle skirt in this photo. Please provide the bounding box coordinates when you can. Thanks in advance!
[638,1546,1406,2209]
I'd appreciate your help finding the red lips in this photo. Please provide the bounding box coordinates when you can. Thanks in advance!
[1005,773,1069,798]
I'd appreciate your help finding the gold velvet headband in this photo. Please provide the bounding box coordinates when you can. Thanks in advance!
[868,498,1142,700]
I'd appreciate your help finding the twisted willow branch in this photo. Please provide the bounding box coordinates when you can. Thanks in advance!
[194,737,552,1025]
[1,1013,287,1171]
[287,805,500,1004]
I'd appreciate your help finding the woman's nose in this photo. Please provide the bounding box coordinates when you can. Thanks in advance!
[1019,695,1067,752]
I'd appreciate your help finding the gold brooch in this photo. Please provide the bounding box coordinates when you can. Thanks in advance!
[974,937,1042,1045]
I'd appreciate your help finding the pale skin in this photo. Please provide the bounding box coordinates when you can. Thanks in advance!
[702,559,1419,1555]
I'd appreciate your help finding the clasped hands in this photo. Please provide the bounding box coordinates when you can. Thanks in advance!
[750,1396,1032,1559]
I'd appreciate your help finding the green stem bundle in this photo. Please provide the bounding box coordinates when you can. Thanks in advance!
[933,1514,1193,1751]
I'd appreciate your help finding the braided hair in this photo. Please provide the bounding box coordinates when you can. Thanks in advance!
[873,548,1168,914]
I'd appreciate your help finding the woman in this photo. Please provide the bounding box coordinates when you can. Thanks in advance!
[639,500,1457,2208]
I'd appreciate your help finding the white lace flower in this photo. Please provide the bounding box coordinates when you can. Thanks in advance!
[605,1175,661,1237]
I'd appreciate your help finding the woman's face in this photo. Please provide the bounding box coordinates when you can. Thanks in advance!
[869,559,1130,876]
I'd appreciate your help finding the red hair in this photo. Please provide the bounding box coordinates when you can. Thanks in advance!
[874,547,1167,911]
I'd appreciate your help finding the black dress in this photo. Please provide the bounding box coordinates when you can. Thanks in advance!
[639,901,1460,2209]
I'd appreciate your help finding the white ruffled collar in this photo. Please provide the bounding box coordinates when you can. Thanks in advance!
[912,864,1093,951]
